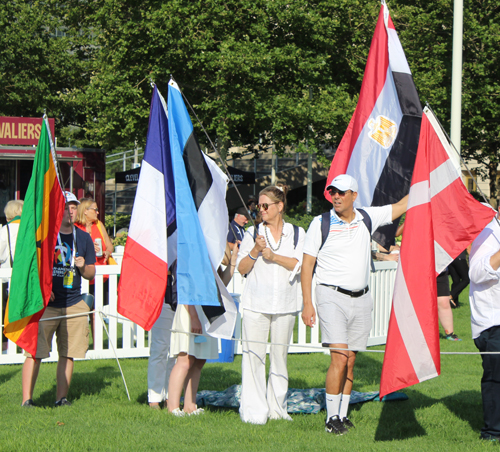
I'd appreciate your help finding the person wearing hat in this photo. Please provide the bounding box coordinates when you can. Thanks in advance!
[21,191,97,408]
[301,174,408,434]
[227,207,250,250]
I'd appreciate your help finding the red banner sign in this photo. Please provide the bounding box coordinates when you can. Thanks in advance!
[0,117,56,145]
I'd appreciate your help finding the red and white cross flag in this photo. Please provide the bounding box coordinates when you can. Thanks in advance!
[379,107,496,398]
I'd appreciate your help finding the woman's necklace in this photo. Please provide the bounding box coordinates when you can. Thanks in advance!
[264,219,284,252]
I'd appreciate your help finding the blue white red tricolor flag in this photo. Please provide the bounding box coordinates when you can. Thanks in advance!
[117,86,171,331]
[325,0,422,249]
[379,107,496,398]
[118,82,237,339]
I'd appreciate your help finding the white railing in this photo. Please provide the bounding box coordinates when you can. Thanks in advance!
[1,261,397,364]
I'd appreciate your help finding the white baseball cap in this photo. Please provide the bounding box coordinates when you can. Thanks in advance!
[326,174,358,192]
[64,191,80,204]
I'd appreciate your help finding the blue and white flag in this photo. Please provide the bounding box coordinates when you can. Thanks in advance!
[167,80,236,339]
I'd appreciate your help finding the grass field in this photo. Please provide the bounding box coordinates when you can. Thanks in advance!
[0,288,493,451]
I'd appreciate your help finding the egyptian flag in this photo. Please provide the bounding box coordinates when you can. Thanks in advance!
[168,80,237,340]
[325,0,422,249]
[379,107,496,398]
[4,116,65,356]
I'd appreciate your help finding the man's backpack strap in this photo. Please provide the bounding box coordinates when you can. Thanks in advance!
[292,224,299,249]
[357,208,376,272]
[357,208,372,236]
[319,211,330,251]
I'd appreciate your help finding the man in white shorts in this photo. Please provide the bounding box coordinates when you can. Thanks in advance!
[301,174,408,435]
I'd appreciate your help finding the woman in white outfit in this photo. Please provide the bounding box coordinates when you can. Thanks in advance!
[237,185,305,424]
[167,244,238,416]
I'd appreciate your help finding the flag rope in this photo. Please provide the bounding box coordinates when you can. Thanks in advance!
[3,310,499,355]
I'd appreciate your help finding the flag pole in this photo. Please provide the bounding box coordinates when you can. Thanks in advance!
[170,78,257,229]
[425,103,491,205]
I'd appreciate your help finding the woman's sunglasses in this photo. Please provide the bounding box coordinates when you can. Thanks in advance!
[87,207,99,212]
[257,202,278,211]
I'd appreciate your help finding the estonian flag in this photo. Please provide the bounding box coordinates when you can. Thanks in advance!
[118,82,237,339]
[325,0,422,249]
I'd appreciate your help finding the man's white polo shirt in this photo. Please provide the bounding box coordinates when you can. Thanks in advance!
[303,206,392,291]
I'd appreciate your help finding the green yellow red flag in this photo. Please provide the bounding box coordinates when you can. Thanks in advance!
[4,116,65,356]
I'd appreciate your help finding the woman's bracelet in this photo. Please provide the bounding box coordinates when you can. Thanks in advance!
[248,252,257,261]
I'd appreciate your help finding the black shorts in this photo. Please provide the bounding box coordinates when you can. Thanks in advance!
[437,270,450,297]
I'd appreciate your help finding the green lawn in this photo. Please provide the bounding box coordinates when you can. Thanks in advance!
[0,288,491,451]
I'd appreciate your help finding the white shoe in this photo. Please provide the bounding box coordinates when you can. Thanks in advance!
[188,407,205,416]
[170,408,185,417]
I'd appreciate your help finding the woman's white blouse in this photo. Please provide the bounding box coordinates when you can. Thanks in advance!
[236,222,305,315]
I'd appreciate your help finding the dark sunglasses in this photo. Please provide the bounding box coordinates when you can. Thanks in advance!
[328,187,349,196]
[257,202,278,211]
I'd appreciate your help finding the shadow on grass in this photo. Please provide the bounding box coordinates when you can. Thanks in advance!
[0,367,20,386]
[374,389,483,441]
[36,365,118,407]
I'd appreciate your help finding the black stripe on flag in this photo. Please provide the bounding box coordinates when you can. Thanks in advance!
[371,71,422,249]
[182,132,213,211]
[372,114,422,249]
[392,72,422,117]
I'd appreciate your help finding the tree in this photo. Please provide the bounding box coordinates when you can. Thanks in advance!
[0,0,94,143]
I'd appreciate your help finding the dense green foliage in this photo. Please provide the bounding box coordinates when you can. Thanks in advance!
[1,0,498,191]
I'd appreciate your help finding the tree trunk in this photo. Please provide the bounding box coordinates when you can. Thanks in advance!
[488,160,499,208]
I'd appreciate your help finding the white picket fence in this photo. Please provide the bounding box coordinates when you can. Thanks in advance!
[0,260,397,364]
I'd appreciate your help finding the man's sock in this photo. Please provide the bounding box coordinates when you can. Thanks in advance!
[325,393,342,420]
[339,393,351,419]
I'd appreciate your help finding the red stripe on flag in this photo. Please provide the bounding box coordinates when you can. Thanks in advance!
[324,4,389,201]
[117,237,168,331]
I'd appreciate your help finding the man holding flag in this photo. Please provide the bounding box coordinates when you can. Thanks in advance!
[301,174,408,434]
[22,193,96,407]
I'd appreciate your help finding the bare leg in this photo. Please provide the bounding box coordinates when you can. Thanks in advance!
[167,353,194,412]
[22,357,41,403]
[437,295,454,334]
[325,345,349,395]
[183,358,205,413]
[56,356,74,400]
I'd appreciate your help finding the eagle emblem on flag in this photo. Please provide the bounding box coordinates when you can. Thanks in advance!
[368,115,398,149]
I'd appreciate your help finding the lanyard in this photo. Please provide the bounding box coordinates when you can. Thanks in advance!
[57,227,77,268]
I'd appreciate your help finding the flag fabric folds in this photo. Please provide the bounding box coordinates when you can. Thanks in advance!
[379,107,496,398]
[167,80,236,339]
[117,86,171,331]
[324,0,422,249]
[4,117,65,356]
[118,81,237,339]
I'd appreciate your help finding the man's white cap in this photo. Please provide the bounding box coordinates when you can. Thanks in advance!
[326,174,358,192]
[64,191,80,204]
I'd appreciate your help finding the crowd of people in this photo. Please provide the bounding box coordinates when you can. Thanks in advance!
[1,174,498,441]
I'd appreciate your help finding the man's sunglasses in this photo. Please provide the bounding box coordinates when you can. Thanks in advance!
[328,187,350,196]
[257,202,278,211]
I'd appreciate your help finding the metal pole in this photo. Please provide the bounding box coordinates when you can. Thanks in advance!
[123,152,126,171]
[271,144,276,185]
[450,0,464,154]
[134,140,138,167]
[306,86,313,213]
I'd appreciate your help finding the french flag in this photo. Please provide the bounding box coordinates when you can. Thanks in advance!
[117,86,171,331]
[379,107,496,398]
[325,0,422,249]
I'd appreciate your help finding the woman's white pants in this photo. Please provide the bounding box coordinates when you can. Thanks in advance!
[239,309,296,424]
